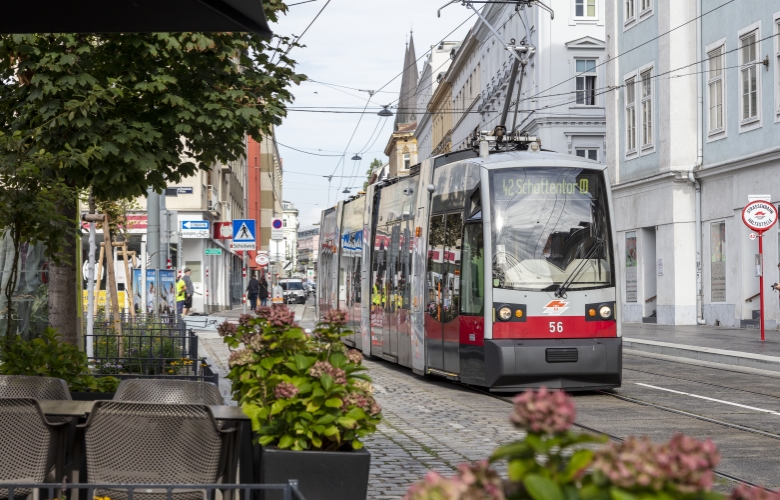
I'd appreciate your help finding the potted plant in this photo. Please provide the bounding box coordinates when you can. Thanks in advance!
[0,327,120,399]
[220,306,380,500]
[403,388,754,500]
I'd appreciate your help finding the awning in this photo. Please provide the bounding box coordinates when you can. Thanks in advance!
[3,0,272,38]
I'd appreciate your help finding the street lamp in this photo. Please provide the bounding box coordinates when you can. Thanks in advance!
[351,154,362,161]
[378,106,393,117]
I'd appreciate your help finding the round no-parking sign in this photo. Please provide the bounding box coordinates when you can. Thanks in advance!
[742,201,778,233]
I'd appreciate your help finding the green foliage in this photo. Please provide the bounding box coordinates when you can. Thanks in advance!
[0,327,119,392]
[221,308,381,452]
[364,158,384,189]
[0,24,305,201]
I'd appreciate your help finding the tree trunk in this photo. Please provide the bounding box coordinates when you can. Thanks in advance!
[48,200,79,346]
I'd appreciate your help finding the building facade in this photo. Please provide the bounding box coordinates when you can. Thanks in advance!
[297,228,320,279]
[607,0,780,328]
[385,35,420,178]
[415,41,460,160]
[417,1,607,163]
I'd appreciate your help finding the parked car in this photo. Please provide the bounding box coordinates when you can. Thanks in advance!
[279,279,306,304]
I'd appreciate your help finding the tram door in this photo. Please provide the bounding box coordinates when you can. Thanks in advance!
[425,212,463,373]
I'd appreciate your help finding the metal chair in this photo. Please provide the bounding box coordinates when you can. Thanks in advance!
[0,375,71,400]
[81,401,237,500]
[113,379,224,405]
[0,398,69,497]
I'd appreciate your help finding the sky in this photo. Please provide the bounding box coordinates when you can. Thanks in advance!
[272,0,473,230]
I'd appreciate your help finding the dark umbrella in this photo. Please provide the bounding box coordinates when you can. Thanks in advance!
[3,0,272,37]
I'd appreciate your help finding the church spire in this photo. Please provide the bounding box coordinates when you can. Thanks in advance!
[395,31,419,130]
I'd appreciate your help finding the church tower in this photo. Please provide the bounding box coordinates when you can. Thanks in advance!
[394,32,419,130]
[384,32,419,179]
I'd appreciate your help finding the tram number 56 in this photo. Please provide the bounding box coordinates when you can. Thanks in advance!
[549,322,564,333]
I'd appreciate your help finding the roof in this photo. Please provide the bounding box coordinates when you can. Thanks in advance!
[2,0,272,37]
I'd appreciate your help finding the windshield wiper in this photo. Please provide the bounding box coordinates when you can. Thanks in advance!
[554,238,604,299]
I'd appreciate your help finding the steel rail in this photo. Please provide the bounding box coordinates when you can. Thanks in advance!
[456,382,776,491]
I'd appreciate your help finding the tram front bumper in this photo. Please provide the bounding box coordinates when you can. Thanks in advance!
[484,338,622,391]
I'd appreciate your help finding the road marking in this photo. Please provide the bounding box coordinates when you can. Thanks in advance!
[636,383,780,416]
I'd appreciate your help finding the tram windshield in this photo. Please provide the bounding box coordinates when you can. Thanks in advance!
[490,167,613,292]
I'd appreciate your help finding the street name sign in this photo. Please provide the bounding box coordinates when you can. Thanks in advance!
[205,248,223,256]
[180,220,210,239]
[231,219,256,250]
[741,200,778,341]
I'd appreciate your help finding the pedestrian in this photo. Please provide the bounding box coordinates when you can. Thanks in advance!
[247,272,259,311]
[259,275,269,306]
[182,268,194,315]
[176,276,187,316]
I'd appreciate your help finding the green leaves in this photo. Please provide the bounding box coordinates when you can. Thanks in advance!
[524,475,564,500]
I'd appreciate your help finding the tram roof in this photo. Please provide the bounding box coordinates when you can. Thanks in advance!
[433,149,607,172]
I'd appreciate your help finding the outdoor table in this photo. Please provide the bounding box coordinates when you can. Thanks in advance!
[37,400,253,487]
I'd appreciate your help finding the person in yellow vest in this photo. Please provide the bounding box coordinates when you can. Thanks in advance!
[176,276,187,316]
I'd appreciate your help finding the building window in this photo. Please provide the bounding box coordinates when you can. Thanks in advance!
[625,0,635,21]
[403,153,410,170]
[626,78,637,153]
[640,0,651,13]
[576,148,598,161]
[576,59,597,105]
[575,0,596,18]
[640,70,653,147]
[708,46,724,132]
[740,31,759,121]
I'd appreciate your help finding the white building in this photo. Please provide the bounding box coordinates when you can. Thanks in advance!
[415,41,460,160]
[273,200,299,277]
[606,0,780,329]
[427,1,607,162]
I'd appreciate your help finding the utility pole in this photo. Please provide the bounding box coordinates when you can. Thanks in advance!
[147,187,160,314]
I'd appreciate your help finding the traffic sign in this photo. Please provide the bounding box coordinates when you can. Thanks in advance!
[181,220,210,230]
[231,219,256,250]
[749,233,757,240]
[741,200,778,342]
[271,218,283,241]
[742,201,777,233]
[214,221,233,239]
[205,248,223,256]
[255,253,269,266]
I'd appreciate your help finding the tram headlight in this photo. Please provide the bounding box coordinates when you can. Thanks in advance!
[498,306,512,321]
[598,305,613,319]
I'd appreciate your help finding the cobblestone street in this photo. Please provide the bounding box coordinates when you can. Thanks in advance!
[197,303,523,499]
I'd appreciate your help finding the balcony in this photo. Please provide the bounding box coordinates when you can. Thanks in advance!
[206,185,220,215]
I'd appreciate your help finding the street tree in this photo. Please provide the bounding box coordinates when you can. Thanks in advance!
[0,3,305,344]
[364,158,383,189]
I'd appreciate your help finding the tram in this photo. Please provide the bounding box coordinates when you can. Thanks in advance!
[318,132,621,391]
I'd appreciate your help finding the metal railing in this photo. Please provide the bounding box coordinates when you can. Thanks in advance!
[0,482,306,500]
[86,314,218,384]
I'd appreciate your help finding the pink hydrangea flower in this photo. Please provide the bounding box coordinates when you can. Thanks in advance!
[347,349,363,364]
[255,306,272,319]
[268,305,296,326]
[509,387,575,434]
[228,349,253,368]
[273,382,299,399]
[217,321,237,338]
[238,314,254,326]
[309,361,347,385]
[403,462,504,500]
[323,309,348,327]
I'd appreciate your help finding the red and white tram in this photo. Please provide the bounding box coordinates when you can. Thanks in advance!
[318,135,622,391]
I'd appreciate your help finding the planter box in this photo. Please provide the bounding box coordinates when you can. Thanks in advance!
[256,445,370,500]
[71,392,115,401]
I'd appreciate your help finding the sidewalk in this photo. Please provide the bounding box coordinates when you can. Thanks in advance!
[623,322,780,374]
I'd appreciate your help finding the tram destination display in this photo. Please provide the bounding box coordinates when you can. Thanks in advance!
[493,171,598,199]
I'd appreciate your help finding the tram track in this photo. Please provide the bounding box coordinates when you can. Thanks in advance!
[457,382,775,491]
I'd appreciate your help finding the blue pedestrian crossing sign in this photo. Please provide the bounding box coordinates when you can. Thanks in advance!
[231,219,256,251]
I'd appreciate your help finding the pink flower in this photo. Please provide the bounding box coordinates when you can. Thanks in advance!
[404,471,466,500]
[228,349,253,368]
[509,388,575,434]
[268,305,296,327]
[323,309,348,327]
[344,392,381,416]
[255,306,272,319]
[403,462,504,500]
[273,382,299,399]
[731,485,780,500]
[347,349,363,364]
[217,321,237,337]
[239,314,254,326]
[309,361,346,384]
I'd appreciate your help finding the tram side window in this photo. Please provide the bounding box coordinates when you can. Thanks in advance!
[460,223,484,315]
[443,213,463,323]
